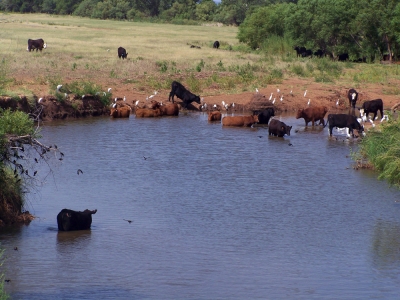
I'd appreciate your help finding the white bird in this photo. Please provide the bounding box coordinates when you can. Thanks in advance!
[213,104,217,108]
[203,103,207,109]
[112,103,117,108]
[56,84,62,91]
[380,115,388,122]
[82,95,85,99]
[307,99,311,106]
[277,88,280,93]
[146,96,149,101]
[232,103,235,108]
[103,92,107,96]
[336,99,339,106]
[38,98,43,103]
[304,90,307,97]
[65,93,68,98]
[222,101,225,106]
[123,96,126,102]
[269,93,273,101]
[108,88,112,93]
[256,88,259,93]
[280,95,283,102]
[290,90,293,96]
[114,97,117,102]
[272,98,276,104]
[107,49,110,52]
[149,94,154,99]
[154,91,158,95]
[135,100,140,106]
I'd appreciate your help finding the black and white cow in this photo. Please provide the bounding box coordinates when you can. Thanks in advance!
[168,81,201,109]
[347,88,358,109]
[268,119,292,137]
[57,209,97,231]
[118,47,128,59]
[213,41,220,49]
[27,39,47,52]
[360,99,383,121]
[325,114,364,137]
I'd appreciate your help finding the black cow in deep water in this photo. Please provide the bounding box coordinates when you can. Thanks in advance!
[27,38,47,52]
[168,81,201,109]
[268,119,292,137]
[256,107,275,125]
[325,114,364,137]
[360,99,384,121]
[118,47,128,59]
[57,209,97,231]
[213,41,220,49]
[347,88,359,109]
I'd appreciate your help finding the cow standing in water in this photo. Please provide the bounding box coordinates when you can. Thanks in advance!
[27,39,47,52]
[325,114,364,138]
[57,209,97,231]
[268,119,292,137]
[168,81,201,109]
[296,106,328,126]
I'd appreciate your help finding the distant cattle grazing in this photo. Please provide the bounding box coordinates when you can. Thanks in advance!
[208,111,222,122]
[213,41,220,49]
[294,46,306,57]
[256,107,275,125]
[57,209,97,231]
[168,81,201,109]
[268,119,292,137]
[326,114,364,137]
[118,47,128,59]
[360,99,384,121]
[296,106,328,126]
[110,106,131,118]
[135,107,161,118]
[338,53,349,61]
[222,115,259,127]
[27,38,47,52]
[314,49,325,58]
[347,88,359,109]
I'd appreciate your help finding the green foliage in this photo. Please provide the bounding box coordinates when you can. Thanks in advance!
[156,60,168,73]
[0,58,13,92]
[358,113,400,187]
[0,249,9,300]
[186,74,201,94]
[0,109,35,137]
[196,59,205,72]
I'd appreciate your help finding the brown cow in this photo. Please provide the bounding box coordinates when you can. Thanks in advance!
[110,106,131,118]
[296,106,328,126]
[135,108,161,118]
[208,111,222,121]
[222,115,259,127]
[160,103,179,116]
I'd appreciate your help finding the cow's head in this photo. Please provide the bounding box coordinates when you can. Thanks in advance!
[351,92,357,100]
[192,95,201,104]
[43,43,47,49]
[284,125,292,136]
[295,109,304,119]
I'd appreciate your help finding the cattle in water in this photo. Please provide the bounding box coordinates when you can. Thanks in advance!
[256,107,275,125]
[268,119,292,137]
[222,115,259,127]
[296,106,328,126]
[325,114,364,137]
[208,111,222,122]
[57,209,97,231]
[135,107,161,118]
[27,38,47,52]
[347,88,359,109]
[160,103,179,116]
[168,81,201,109]
[118,47,128,59]
[110,106,131,118]
[360,99,383,121]
[213,41,220,49]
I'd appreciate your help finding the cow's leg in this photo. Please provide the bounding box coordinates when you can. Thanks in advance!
[311,119,315,126]
[329,126,333,136]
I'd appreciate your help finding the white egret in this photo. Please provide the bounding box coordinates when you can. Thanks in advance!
[56,84,62,92]
[108,88,112,93]
[307,99,311,106]
[304,90,307,97]
[269,93,273,101]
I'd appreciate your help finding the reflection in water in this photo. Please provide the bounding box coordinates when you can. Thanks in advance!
[372,220,400,268]
[1,114,400,299]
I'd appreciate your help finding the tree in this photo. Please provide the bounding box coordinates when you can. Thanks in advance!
[195,0,217,21]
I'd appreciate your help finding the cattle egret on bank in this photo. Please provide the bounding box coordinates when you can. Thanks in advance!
[123,96,126,102]
[304,90,307,97]
[56,85,62,92]
[277,88,280,93]
[272,98,276,104]
[256,88,259,93]
[336,99,339,106]
[108,88,112,93]
[269,93,273,101]
[135,100,140,106]
[222,101,225,106]
[112,103,117,108]
[82,95,85,99]
[290,90,293,96]
[307,99,311,106]
[280,95,283,102]
[38,98,43,103]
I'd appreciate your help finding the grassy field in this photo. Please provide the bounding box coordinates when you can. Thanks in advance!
[1,13,400,102]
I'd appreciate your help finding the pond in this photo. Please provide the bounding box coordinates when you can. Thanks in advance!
[1,112,400,299]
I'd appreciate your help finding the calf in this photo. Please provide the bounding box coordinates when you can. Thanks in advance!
[325,114,364,137]
[347,88,358,109]
[27,38,47,52]
[360,99,383,121]
[168,81,201,109]
[57,209,97,231]
[118,47,128,59]
[268,119,292,137]
[208,111,222,122]
[213,41,220,49]
[257,107,275,125]
[110,106,131,118]
[222,115,259,127]
[296,106,328,126]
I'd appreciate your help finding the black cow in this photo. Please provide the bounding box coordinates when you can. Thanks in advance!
[325,114,364,137]
[338,53,349,61]
[27,38,47,52]
[360,99,384,121]
[118,47,128,59]
[314,49,325,58]
[257,107,275,124]
[57,209,97,231]
[347,88,358,109]
[268,119,292,137]
[302,49,313,57]
[213,41,220,49]
[294,46,306,57]
[168,81,201,109]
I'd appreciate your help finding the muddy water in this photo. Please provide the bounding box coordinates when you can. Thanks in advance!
[1,113,400,299]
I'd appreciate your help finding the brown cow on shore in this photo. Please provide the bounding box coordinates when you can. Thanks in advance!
[222,115,259,127]
[135,108,161,118]
[296,106,328,126]
[208,111,222,121]
[110,106,131,118]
